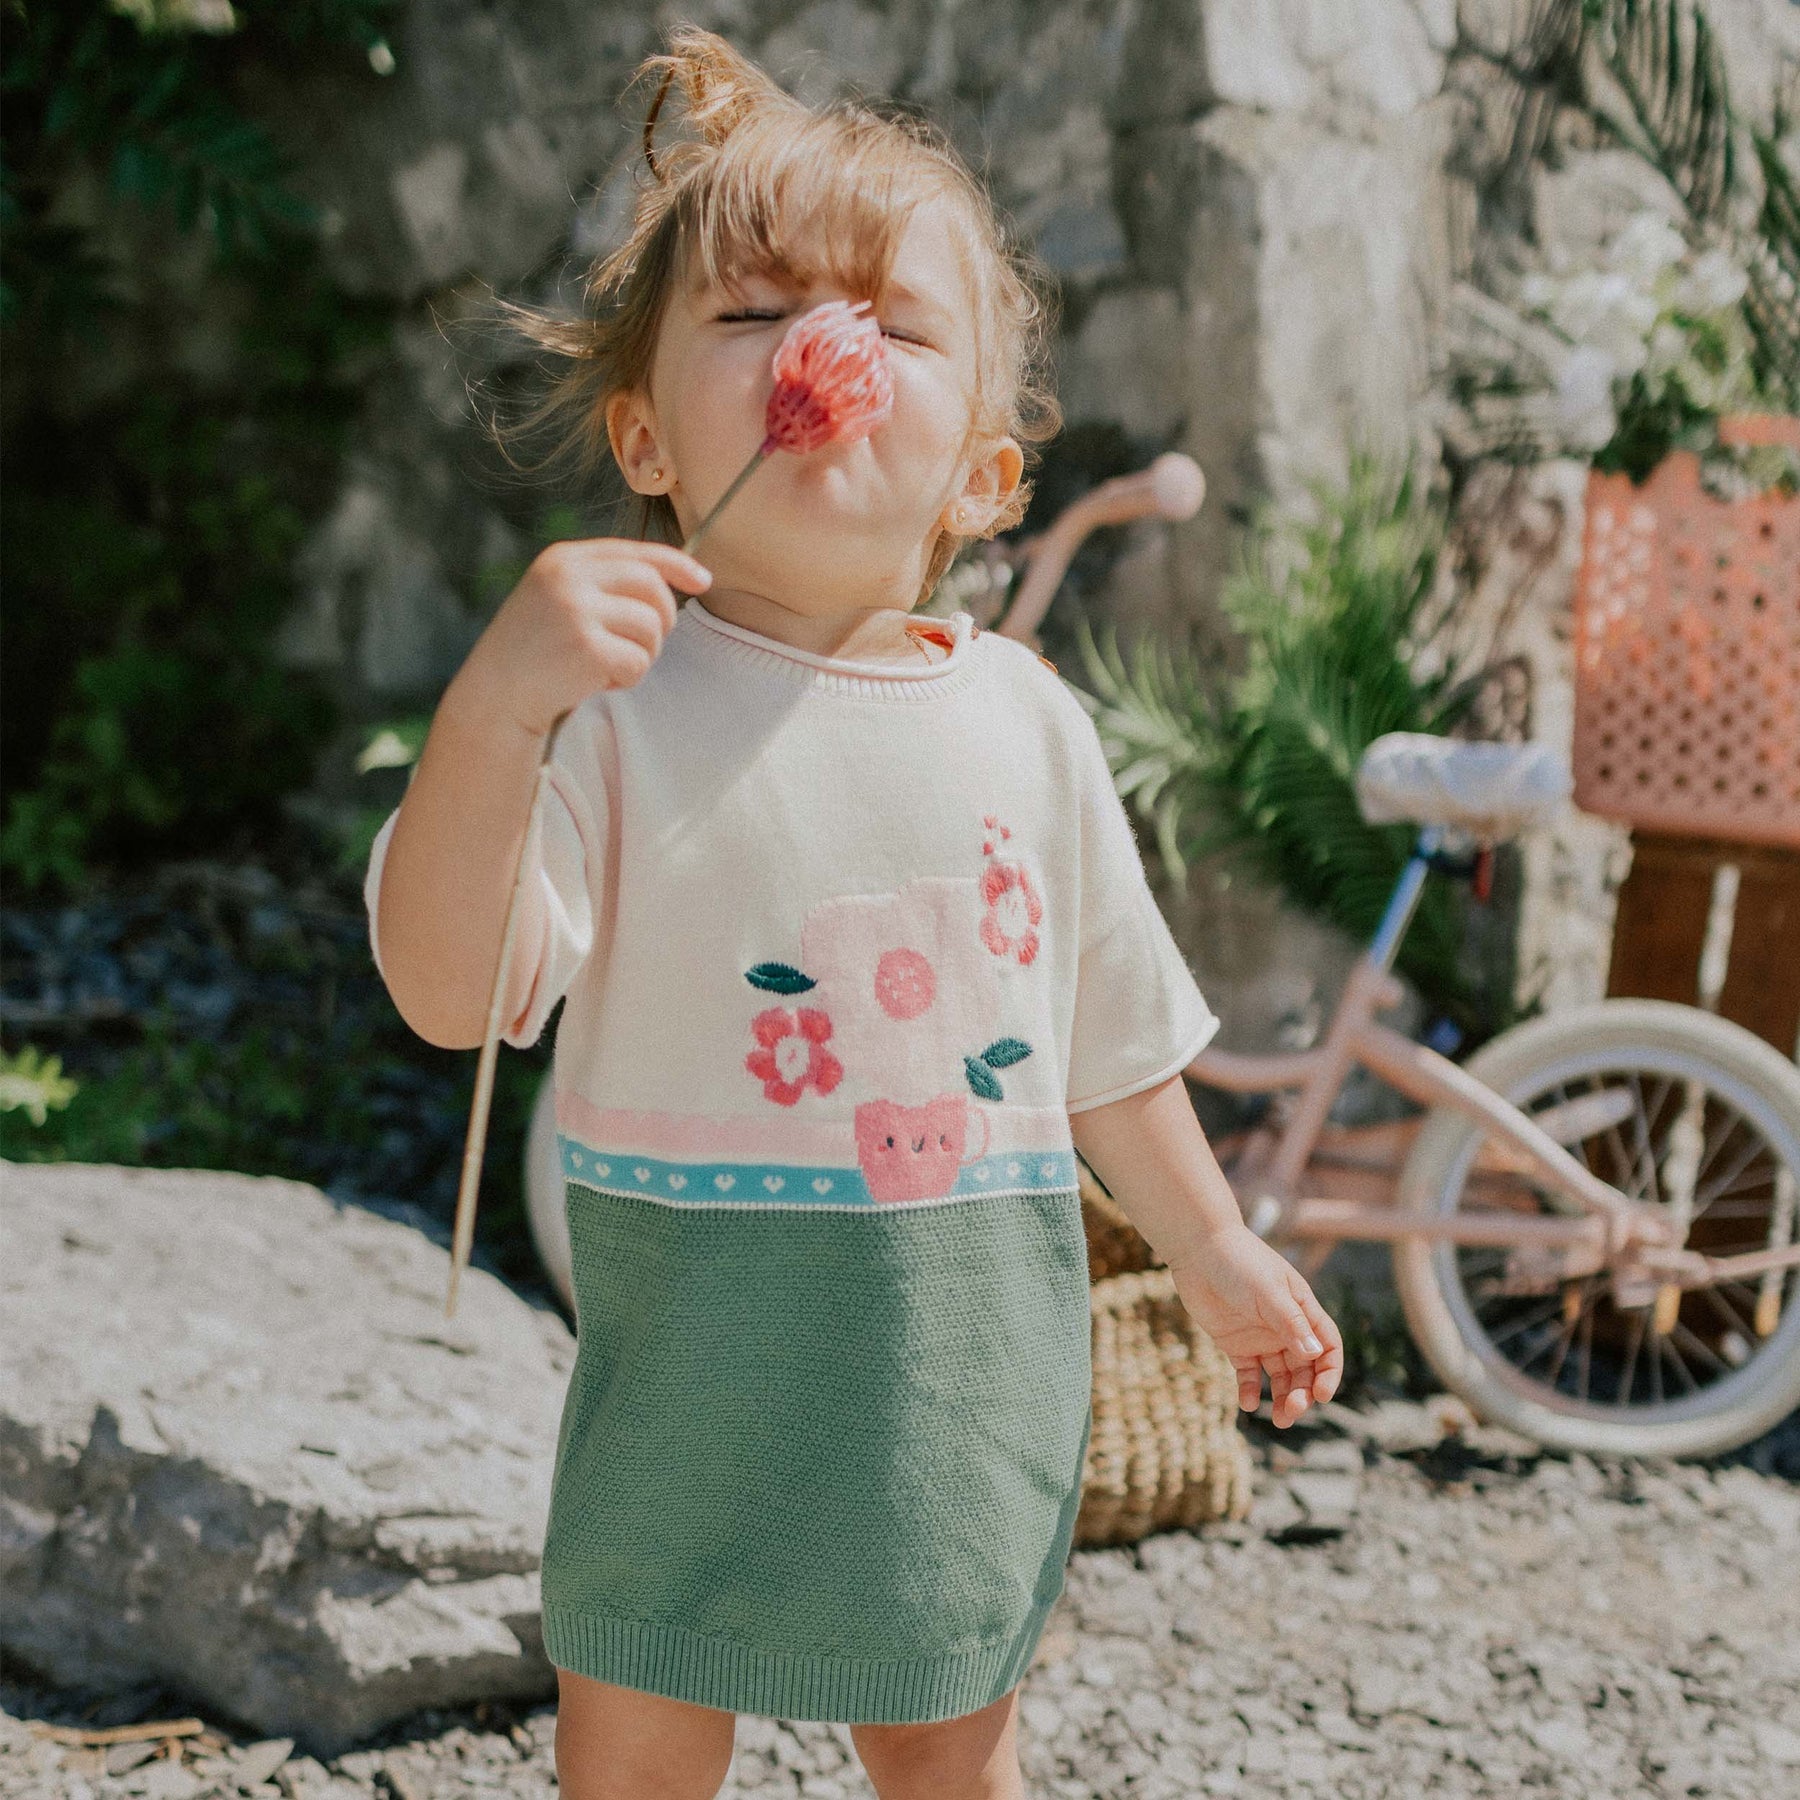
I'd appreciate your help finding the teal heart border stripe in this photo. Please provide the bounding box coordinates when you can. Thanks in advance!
[559,1135,1079,1210]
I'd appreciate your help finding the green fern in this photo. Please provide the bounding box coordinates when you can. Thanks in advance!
[1068,458,1492,1028]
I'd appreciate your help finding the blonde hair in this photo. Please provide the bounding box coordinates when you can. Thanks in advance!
[479,25,1063,603]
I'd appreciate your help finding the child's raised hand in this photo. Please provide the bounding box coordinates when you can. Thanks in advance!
[460,538,713,738]
[1164,1225,1345,1428]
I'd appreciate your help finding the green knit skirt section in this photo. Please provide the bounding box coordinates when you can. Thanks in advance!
[539,1182,1093,1723]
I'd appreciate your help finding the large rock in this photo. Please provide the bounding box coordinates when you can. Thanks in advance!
[0,1162,573,1756]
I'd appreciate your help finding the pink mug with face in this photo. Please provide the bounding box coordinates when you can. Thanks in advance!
[854,1093,993,1203]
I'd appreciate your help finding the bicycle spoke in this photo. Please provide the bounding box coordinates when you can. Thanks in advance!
[1693,1104,1750,1192]
[1618,1306,1648,1406]
[1695,1197,1780,1223]
[1592,1075,1652,1200]
[1658,1326,1700,1396]
[1626,1072,1663,1204]
[1696,1278,1759,1342]
[1484,1295,1567,1349]
[1672,1319,1731,1377]
[1695,1135,1773,1214]
[1540,1283,1595,1389]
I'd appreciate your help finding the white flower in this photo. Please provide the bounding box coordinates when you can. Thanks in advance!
[1542,270,1658,374]
[1552,345,1620,452]
[1672,247,1749,315]
[1607,213,1687,287]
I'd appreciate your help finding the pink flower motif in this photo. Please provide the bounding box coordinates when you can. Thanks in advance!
[745,1006,844,1107]
[979,858,1043,966]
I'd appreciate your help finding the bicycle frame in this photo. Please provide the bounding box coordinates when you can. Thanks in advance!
[1184,828,1676,1275]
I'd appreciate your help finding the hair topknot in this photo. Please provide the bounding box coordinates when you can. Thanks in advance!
[473,24,1063,605]
[639,26,792,179]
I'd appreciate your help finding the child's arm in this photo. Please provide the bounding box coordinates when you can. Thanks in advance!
[372,676,555,1049]
[374,538,711,1048]
[1069,1073,1344,1428]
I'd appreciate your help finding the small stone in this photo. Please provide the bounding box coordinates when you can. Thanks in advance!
[1313,1711,1374,1750]
[1752,1720,1800,1766]
[233,1740,294,1791]
[380,1752,434,1800]
[273,1757,329,1799]
[1525,1715,1590,1761]
[106,1742,163,1776]
[1284,1470,1362,1536]
[1297,1436,1364,1473]
[133,1762,202,1800]
[1241,1737,1287,1775]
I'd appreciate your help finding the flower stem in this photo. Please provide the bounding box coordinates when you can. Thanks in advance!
[682,438,772,554]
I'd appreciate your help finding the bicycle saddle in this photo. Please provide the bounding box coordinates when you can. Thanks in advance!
[1354,732,1572,841]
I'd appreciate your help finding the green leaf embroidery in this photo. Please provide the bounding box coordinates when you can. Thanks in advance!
[964,1055,1003,1102]
[745,962,816,993]
[982,1037,1032,1068]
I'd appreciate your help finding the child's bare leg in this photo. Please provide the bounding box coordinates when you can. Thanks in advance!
[553,1668,738,1800]
[849,1684,1027,1800]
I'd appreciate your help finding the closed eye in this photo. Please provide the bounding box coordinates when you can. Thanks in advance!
[715,309,925,345]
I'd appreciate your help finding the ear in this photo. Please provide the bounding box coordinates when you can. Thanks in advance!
[606,388,670,496]
[939,435,1025,536]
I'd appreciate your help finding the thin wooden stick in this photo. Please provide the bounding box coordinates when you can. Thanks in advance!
[446,711,567,1316]
[29,1720,208,1748]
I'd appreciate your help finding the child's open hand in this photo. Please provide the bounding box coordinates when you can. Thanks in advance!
[1164,1225,1345,1427]
[461,538,713,739]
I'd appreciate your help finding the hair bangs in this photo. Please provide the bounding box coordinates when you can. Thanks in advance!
[677,112,951,314]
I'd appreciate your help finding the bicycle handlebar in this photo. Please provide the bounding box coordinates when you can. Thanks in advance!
[995,452,1206,646]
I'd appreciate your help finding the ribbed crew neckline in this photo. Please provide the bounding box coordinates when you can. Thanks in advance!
[677,601,983,701]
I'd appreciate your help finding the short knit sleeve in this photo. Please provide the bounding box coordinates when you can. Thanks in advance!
[362,703,607,1050]
[1062,696,1220,1111]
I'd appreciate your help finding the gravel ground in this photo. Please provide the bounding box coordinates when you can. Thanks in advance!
[7,1407,1797,1800]
[7,869,1800,1797]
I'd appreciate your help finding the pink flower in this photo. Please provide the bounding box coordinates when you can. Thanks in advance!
[979,858,1043,965]
[745,1006,844,1107]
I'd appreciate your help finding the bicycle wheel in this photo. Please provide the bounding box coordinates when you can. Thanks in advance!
[1393,999,1800,1458]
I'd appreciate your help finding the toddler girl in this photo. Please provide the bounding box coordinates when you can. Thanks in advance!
[366,26,1342,1800]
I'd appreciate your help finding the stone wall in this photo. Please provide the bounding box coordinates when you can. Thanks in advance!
[234,0,1796,1040]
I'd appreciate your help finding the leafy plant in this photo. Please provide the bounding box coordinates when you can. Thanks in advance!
[1470,0,1800,417]
[1068,458,1500,1032]
[1,0,401,891]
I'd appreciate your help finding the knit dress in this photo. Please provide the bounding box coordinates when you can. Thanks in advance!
[364,599,1219,1724]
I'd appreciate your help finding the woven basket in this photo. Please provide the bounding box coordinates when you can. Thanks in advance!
[1073,1159,1254,1544]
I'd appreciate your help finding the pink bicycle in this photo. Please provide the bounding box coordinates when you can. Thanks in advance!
[527,455,1800,1459]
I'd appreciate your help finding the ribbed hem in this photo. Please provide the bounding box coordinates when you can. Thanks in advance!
[540,1592,1059,1724]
